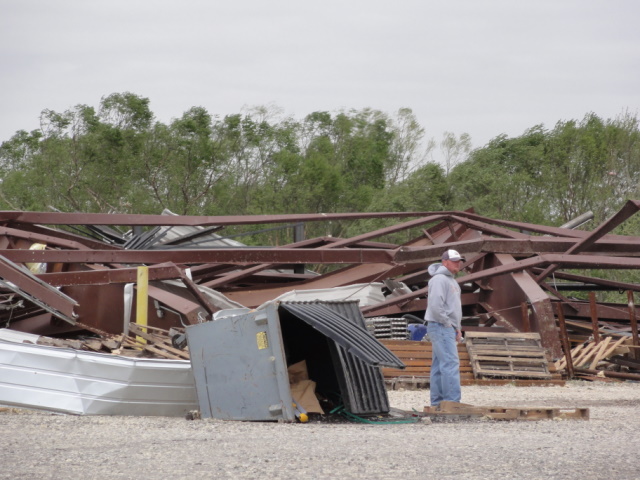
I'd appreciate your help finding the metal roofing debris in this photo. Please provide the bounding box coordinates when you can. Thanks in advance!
[279,302,403,368]
[0,330,198,416]
[0,202,639,415]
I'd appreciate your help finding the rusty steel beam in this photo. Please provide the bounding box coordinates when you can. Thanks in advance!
[557,301,636,322]
[455,254,640,285]
[362,253,640,318]
[362,251,640,357]
[146,285,208,325]
[450,211,608,239]
[4,223,124,250]
[0,210,442,227]
[0,256,78,323]
[0,226,94,250]
[203,214,448,289]
[209,218,448,295]
[531,268,640,293]
[555,303,575,378]
[175,269,217,316]
[214,243,435,304]
[574,367,640,381]
[628,291,639,360]
[0,247,399,265]
[36,263,185,287]
[479,253,561,357]
[535,200,640,283]
[589,292,601,344]
[447,216,531,239]
[395,237,640,264]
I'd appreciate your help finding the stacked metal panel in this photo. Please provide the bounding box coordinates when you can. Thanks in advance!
[365,316,410,340]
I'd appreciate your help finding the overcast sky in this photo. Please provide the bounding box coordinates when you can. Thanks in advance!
[1,0,639,154]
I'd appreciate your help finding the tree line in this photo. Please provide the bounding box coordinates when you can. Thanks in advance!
[1,92,639,244]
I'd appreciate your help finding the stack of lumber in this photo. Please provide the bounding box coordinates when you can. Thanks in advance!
[116,323,189,360]
[555,335,629,371]
[36,323,189,360]
[381,334,563,389]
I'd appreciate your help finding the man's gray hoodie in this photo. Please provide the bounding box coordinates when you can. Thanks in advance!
[424,263,462,330]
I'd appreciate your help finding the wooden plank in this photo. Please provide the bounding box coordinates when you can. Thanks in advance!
[556,342,585,371]
[422,401,588,420]
[386,351,470,360]
[473,356,548,365]
[467,349,547,358]
[474,369,552,378]
[575,344,603,368]
[382,366,474,376]
[599,336,629,360]
[382,336,556,383]
[465,332,544,340]
[589,336,612,369]
[123,324,190,360]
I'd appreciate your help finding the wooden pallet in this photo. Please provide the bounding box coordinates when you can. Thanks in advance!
[380,338,562,387]
[422,401,589,421]
[118,323,190,360]
[465,332,551,380]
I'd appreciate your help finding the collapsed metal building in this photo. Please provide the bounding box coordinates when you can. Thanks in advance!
[0,201,639,393]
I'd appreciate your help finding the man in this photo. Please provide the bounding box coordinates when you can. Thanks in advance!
[425,249,464,407]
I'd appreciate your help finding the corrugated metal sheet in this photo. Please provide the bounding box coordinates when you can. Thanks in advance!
[280,302,404,368]
[317,301,393,415]
[154,209,246,248]
[272,283,386,307]
[0,330,198,416]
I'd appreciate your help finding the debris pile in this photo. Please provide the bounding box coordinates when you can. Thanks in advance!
[0,201,639,415]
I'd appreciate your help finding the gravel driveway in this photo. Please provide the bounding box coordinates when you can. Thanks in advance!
[1,381,639,480]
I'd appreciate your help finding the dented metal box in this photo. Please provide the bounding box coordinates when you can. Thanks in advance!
[186,300,404,421]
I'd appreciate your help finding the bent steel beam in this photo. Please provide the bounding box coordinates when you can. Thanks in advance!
[0,247,398,265]
[0,256,78,323]
[0,211,441,227]
[535,200,640,284]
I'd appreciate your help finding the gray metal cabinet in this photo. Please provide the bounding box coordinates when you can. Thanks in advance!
[187,303,295,421]
[186,300,404,422]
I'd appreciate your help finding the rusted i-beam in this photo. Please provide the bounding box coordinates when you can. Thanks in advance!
[0,255,78,322]
[555,303,574,378]
[535,200,640,284]
[0,247,399,265]
[0,210,438,227]
[629,290,639,361]
[588,292,601,344]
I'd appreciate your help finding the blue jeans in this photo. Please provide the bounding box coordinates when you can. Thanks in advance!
[427,322,461,406]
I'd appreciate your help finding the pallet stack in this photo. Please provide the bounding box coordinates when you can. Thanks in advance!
[381,332,564,389]
[365,317,409,340]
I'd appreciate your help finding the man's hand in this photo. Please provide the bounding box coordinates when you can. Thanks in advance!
[456,330,463,343]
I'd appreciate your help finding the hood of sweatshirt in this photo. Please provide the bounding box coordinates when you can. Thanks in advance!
[427,262,452,277]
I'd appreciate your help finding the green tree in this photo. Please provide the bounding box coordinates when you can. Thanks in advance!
[448,126,548,223]
[385,108,430,186]
[141,107,229,215]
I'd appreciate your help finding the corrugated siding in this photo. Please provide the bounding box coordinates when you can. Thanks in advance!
[281,301,403,415]
[0,339,198,416]
[280,302,404,368]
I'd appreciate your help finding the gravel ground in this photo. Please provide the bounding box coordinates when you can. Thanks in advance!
[1,381,639,480]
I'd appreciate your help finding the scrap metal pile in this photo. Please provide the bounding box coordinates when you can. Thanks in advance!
[1,201,639,380]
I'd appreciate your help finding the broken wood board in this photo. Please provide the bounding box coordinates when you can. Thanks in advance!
[465,332,551,379]
[422,401,589,421]
[118,323,189,360]
[556,335,629,371]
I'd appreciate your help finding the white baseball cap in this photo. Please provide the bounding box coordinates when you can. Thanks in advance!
[441,249,465,262]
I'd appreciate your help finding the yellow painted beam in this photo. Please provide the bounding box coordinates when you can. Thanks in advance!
[136,266,149,344]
